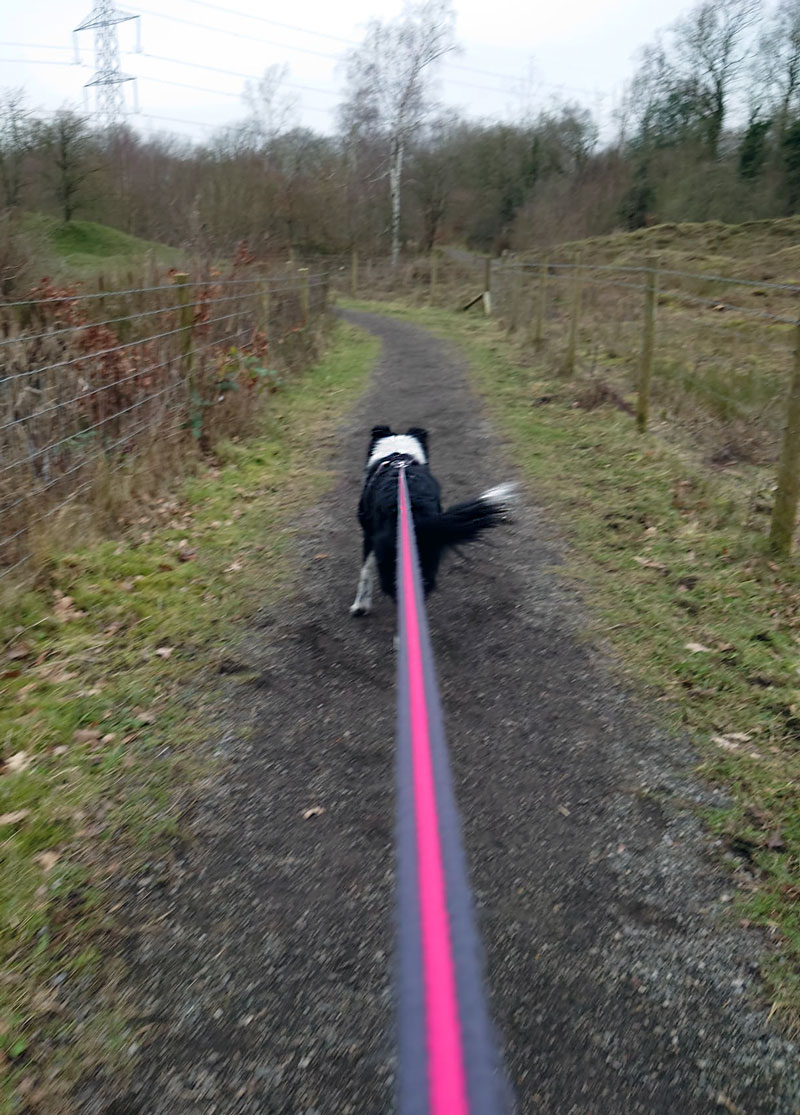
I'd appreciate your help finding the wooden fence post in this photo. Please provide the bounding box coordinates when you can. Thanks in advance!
[351,248,358,297]
[172,272,194,378]
[562,253,583,375]
[507,267,523,335]
[430,247,439,305]
[636,257,659,433]
[299,267,310,327]
[483,254,492,316]
[260,279,271,346]
[321,269,330,312]
[769,321,800,556]
[532,258,548,346]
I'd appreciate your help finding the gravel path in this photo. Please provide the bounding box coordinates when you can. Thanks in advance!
[82,310,798,1115]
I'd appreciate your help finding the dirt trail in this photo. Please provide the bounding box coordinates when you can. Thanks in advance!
[82,310,798,1114]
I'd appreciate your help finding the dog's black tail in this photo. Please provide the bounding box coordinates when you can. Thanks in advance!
[417,482,518,549]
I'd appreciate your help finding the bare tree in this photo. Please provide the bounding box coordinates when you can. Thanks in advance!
[0,89,33,209]
[408,112,461,250]
[753,0,800,138]
[341,0,457,266]
[673,0,761,158]
[242,63,299,148]
[38,110,95,222]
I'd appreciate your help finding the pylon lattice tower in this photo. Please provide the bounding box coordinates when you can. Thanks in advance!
[74,0,138,128]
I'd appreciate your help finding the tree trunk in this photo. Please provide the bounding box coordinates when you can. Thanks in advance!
[708,78,725,159]
[390,134,404,269]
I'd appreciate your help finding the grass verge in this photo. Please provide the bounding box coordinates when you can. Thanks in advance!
[342,296,800,1024]
[0,320,379,1112]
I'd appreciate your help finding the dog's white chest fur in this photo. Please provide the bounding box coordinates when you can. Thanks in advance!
[367,434,427,468]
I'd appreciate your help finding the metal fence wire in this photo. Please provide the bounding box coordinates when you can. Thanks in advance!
[0,268,329,578]
[477,254,800,553]
[342,246,800,554]
[486,257,796,454]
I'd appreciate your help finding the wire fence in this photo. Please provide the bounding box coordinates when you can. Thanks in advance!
[487,258,794,443]
[0,265,329,579]
[344,246,800,555]
[488,254,800,553]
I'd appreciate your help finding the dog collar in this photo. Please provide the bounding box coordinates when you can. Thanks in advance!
[363,454,411,497]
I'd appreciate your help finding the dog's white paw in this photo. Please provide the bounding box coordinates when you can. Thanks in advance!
[350,602,371,617]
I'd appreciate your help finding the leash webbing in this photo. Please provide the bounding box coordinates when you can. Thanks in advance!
[395,465,508,1115]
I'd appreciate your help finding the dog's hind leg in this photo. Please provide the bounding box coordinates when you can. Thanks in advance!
[350,551,376,616]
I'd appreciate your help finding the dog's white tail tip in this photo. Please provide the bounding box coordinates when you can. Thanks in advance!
[481,482,519,510]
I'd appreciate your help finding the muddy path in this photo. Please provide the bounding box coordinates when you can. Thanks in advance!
[81,310,798,1114]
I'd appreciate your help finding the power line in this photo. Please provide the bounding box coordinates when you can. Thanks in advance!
[140,112,217,130]
[138,51,338,98]
[182,0,355,46]
[179,0,588,93]
[0,57,80,67]
[1,31,606,104]
[128,51,535,117]
[136,73,335,115]
[126,4,591,99]
[126,5,341,60]
[0,42,75,51]
[123,21,564,102]
[0,50,602,117]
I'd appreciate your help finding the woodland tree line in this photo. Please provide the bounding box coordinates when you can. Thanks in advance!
[2,0,800,272]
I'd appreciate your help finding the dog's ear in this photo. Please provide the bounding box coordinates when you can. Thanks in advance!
[367,425,392,459]
[406,426,428,458]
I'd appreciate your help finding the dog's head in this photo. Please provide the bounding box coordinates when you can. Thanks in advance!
[365,423,428,463]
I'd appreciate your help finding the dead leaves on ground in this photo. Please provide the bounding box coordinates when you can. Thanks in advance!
[53,592,85,624]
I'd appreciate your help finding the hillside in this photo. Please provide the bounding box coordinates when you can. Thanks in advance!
[20,213,180,279]
[529,216,800,285]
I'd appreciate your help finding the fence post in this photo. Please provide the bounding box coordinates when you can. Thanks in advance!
[533,258,548,346]
[351,248,358,297]
[299,267,310,327]
[483,255,492,316]
[321,269,330,313]
[636,257,659,433]
[430,247,439,305]
[507,267,523,335]
[562,252,583,375]
[260,279,271,346]
[768,321,800,556]
[172,272,194,378]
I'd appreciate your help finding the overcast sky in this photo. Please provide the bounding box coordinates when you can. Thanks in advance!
[3,0,712,142]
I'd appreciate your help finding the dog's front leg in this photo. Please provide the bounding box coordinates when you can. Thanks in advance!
[350,552,376,616]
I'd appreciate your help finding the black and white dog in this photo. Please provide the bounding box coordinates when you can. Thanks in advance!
[350,425,516,616]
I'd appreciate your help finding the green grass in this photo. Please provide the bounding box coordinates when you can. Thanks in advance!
[342,297,800,1024]
[0,320,379,1112]
[20,213,180,278]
